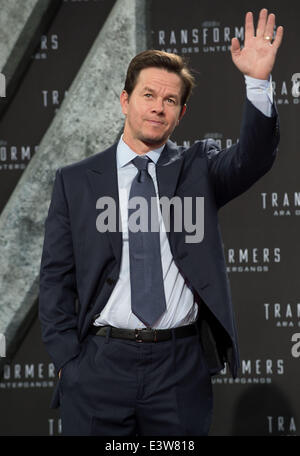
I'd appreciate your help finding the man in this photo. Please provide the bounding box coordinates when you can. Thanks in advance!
[39,9,283,435]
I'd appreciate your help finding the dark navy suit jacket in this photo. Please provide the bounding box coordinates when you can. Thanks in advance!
[39,99,279,407]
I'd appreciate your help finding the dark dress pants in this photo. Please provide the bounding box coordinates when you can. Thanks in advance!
[58,326,213,436]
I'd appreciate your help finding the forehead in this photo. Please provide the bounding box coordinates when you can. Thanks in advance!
[135,67,183,95]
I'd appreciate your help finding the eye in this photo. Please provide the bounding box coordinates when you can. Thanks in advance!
[144,93,152,98]
[167,98,176,104]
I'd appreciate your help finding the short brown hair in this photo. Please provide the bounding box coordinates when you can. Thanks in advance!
[124,50,196,106]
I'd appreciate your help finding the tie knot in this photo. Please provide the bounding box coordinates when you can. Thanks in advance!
[132,155,150,171]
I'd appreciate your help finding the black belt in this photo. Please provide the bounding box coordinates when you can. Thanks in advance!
[89,323,198,343]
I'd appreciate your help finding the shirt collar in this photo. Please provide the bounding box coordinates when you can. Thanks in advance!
[117,135,165,169]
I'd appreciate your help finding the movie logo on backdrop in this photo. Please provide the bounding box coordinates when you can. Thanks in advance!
[200,133,240,150]
[42,90,68,113]
[267,416,297,435]
[157,21,244,55]
[48,418,62,436]
[225,247,280,273]
[205,136,239,150]
[33,34,59,60]
[261,191,300,216]
[0,141,36,171]
[213,358,284,385]
[272,73,300,105]
[172,135,239,150]
[0,362,55,389]
[264,301,300,328]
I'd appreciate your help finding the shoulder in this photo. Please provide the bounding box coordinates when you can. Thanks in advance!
[56,143,117,178]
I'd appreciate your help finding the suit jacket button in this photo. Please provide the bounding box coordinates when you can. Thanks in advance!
[106,277,115,285]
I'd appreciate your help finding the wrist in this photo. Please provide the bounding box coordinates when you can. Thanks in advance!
[244,73,270,82]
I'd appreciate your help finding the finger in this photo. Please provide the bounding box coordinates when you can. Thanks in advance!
[245,11,255,44]
[231,37,240,55]
[264,13,276,40]
[272,25,284,51]
[256,8,268,38]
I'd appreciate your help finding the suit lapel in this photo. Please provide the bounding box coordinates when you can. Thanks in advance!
[156,140,184,199]
[86,144,122,263]
[156,140,184,234]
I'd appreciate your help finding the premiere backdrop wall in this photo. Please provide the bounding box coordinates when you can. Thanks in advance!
[0,0,299,436]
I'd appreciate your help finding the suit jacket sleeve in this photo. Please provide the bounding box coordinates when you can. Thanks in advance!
[39,168,81,373]
[206,98,280,208]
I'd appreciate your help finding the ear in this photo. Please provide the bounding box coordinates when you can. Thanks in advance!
[177,104,187,125]
[120,90,129,115]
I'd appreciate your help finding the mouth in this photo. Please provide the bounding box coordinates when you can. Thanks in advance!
[146,119,165,126]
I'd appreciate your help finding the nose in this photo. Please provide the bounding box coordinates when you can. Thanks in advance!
[151,97,164,114]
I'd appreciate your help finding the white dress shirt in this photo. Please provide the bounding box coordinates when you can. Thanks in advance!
[94,77,274,329]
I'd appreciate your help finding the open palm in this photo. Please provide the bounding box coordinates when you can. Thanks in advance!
[231,9,284,80]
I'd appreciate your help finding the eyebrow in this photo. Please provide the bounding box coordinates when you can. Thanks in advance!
[142,86,179,100]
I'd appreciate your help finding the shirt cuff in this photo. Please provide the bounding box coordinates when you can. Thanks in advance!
[245,74,274,117]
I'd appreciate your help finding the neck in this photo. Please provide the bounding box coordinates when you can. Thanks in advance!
[122,133,166,155]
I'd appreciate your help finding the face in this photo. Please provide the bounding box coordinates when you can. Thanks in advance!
[120,67,186,153]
